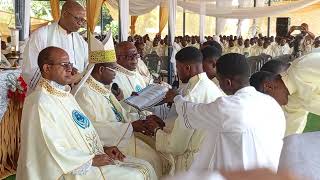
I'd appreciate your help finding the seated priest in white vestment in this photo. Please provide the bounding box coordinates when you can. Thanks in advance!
[242,39,251,57]
[17,47,157,180]
[135,41,153,84]
[113,41,150,115]
[250,39,264,57]
[170,53,285,172]
[74,35,169,176]
[22,0,88,93]
[251,53,320,136]
[225,40,241,54]
[144,47,224,173]
[262,41,276,58]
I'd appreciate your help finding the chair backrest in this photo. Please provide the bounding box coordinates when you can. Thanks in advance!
[145,52,161,74]
[278,132,320,179]
[247,56,262,75]
[272,54,292,63]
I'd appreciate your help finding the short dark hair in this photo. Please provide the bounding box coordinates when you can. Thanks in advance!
[202,40,222,55]
[250,71,279,92]
[216,53,250,79]
[201,46,220,61]
[38,46,59,72]
[175,46,203,64]
[260,60,290,74]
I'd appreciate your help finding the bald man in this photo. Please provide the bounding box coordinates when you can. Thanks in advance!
[17,46,157,180]
[112,41,151,117]
[22,0,88,94]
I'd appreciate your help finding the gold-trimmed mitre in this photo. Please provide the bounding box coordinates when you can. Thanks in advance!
[89,31,116,64]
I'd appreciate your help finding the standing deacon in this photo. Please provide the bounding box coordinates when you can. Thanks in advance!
[146,47,224,172]
[201,46,221,88]
[17,46,157,180]
[75,35,169,176]
[169,53,285,171]
[22,0,88,93]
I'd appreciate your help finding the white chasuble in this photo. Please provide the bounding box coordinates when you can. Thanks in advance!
[173,86,285,172]
[155,73,224,173]
[137,58,153,84]
[22,23,89,93]
[17,78,157,180]
[76,76,167,177]
[112,65,149,116]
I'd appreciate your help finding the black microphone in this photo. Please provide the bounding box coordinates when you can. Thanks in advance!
[172,80,179,90]
[111,83,120,96]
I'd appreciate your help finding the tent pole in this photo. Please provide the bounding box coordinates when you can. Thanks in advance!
[118,0,122,41]
[267,0,271,37]
[167,25,173,84]
[183,9,186,36]
[100,5,103,34]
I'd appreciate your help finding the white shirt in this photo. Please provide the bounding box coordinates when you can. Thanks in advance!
[22,23,88,92]
[173,86,285,172]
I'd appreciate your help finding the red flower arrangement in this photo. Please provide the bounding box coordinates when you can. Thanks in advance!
[7,75,28,102]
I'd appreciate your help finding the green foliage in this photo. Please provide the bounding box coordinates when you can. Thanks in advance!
[0,0,14,12]
[97,5,113,32]
[105,21,119,38]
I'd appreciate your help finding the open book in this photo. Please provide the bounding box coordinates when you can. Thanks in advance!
[124,84,169,111]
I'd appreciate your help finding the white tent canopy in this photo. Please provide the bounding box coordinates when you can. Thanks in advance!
[107,0,320,18]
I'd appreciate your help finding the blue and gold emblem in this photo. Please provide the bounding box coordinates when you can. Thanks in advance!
[72,110,90,129]
[135,85,142,92]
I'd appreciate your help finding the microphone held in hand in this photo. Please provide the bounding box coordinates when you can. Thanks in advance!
[111,83,120,96]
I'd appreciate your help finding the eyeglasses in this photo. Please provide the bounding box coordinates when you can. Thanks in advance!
[104,66,116,72]
[48,62,73,70]
[66,11,86,24]
[118,53,140,60]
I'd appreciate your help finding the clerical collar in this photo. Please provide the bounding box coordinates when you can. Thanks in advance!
[39,78,70,97]
[86,76,111,95]
[183,72,207,95]
[114,64,135,76]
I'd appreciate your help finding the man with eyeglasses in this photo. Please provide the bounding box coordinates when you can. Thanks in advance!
[22,0,88,94]
[113,41,151,117]
[17,46,157,180]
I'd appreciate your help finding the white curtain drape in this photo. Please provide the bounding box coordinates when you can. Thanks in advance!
[169,0,177,74]
[178,0,320,19]
[119,0,129,41]
[237,0,252,37]
[199,2,205,43]
[215,0,233,35]
[107,0,161,16]
[251,0,265,37]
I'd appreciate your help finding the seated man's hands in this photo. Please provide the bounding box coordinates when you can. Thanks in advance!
[132,120,153,136]
[103,146,125,162]
[163,89,179,104]
[92,154,114,167]
[145,115,165,129]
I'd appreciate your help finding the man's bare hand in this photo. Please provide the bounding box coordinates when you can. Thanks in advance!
[132,120,153,136]
[146,115,165,129]
[92,154,114,167]
[103,146,125,162]
[115,88,124,101]
[163,89,179,104]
